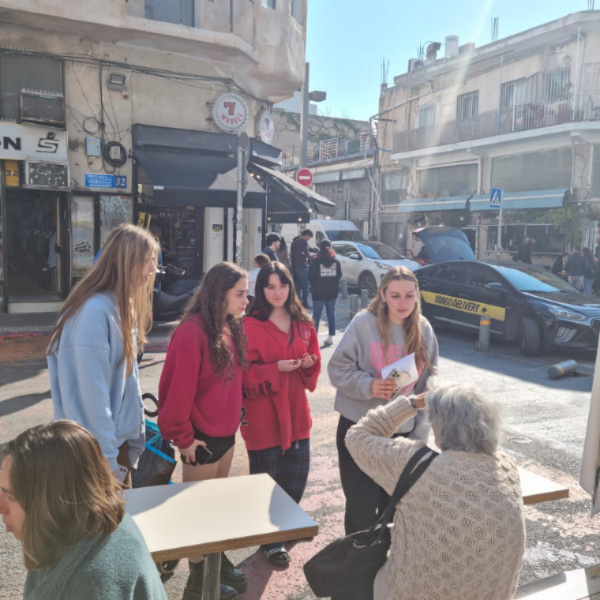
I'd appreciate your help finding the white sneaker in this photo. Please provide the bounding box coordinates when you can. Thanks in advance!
[324,335,334,346]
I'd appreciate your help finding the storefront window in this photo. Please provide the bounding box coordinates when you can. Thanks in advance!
[100,195,133,246]
[418,164,477,197]
[486,224,564,253]
[382,170,409,206]
[71,196,95,279]
[491,148,572,193]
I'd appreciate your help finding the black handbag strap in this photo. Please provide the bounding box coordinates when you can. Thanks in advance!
[372,445,438,539]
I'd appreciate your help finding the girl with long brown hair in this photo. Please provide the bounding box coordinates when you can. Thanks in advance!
[241,261,321,566]
[158,262,249,600]
[47,223,158,483]
[328,266,438,549]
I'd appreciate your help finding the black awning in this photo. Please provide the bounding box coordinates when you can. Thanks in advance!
[249,163,335,217]
[134,147,266,209]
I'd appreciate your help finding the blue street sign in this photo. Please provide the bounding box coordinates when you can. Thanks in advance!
[490,188,502,209]
[85,173,128,189]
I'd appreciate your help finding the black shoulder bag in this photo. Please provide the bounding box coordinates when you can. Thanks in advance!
[303,445,437,598]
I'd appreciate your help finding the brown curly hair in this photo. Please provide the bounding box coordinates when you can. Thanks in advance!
[180,262,247,380]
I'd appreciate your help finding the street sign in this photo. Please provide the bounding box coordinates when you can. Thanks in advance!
[490,188,502,209]
[85,173,127,189]
[296,168,313,187]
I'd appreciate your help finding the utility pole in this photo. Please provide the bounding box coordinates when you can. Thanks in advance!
[300,62,326,169]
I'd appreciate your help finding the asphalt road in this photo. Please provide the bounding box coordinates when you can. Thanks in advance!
[0,311,599,599]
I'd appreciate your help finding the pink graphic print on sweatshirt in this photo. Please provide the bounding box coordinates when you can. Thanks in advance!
[370,341,422,395]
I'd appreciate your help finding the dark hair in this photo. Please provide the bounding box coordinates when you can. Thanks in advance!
[3,421,124,571]
[254,253,271,267]
[319,240,332,259]
[181,262,247,380]
[251,262,312,344]
[301,229,313,238]
[266,233,280,246]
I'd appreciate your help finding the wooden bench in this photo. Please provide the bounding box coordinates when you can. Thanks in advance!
[515,563,600,599]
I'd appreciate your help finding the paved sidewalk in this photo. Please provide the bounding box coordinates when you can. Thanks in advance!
[0,293,361,340]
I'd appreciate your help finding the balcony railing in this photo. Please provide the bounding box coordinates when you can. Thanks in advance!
[393,93,600,154]
[282,134,375,167]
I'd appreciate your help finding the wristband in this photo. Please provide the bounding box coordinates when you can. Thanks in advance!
[408,396,421,411]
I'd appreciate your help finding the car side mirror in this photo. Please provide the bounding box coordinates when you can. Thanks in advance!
[349,253,361,260]
[485,282,506,291]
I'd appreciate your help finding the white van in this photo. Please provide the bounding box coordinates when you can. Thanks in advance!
[279,219,363,248]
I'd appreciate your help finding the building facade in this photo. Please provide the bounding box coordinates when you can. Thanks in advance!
[0,0,311,312]
[377,10,600,263]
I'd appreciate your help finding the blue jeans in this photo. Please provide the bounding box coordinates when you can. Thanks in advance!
[584,277,594,294]
[312,297,336,336]
[294,266,310,306]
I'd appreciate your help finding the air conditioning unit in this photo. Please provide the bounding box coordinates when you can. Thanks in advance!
[408,59,426,73]
[19,91,66,127]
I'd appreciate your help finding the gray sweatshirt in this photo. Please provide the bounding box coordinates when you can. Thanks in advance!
[328,310,438,440]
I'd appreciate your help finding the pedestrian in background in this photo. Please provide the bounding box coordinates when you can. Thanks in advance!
[565,246,586,291]
[308,239,342,346]
[47,224,158,486]
[275,235,292,269]
[247,252,271,299]
[0,421,166,600]
[158,262,249,600]
[583,247,596,294]
[328,267,438,542]
[262,233,281,262]
[517,236,532,263]
[552,252,568,275]
[242,262,320,566]
[291,228,314,309]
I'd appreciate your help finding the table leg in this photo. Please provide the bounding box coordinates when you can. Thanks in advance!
[202,553,221,600]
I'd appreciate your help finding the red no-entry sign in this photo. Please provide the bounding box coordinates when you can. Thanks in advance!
[296,168,313,187]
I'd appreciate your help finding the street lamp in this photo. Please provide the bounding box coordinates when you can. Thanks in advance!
[300,62,327,168]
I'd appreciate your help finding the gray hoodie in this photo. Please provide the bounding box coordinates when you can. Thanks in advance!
[328,310,438,441]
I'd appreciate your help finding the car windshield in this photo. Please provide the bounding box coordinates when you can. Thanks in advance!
[419,232,475,262]
[494,265,577,293]
[325,230,363,242]
[356,242,401,260]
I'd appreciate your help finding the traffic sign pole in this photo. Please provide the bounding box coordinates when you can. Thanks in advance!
[490,188,504,259]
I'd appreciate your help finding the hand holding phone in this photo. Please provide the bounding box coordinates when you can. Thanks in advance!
[113,465,129,484]
[180,440,212,466]
[386,368,410,390]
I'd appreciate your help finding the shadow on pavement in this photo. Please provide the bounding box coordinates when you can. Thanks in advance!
[0,391,51,418]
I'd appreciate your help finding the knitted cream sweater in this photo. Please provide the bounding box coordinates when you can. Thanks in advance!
[345,397,526,600]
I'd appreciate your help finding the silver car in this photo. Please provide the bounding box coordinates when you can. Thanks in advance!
[331,241,420,296]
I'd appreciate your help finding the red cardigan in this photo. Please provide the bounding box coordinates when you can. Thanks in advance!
[158,315,242,449]
[241,316,321,451]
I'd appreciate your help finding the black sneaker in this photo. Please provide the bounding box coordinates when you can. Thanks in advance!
[182,561,239,600]
[220,552,248,593]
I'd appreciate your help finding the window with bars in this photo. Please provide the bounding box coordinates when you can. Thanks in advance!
[500,78,525,109]
[418,103,436,127]
[456,91,479,121]
[543,67,571,102]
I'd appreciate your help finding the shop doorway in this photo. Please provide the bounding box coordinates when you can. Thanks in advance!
[5,190,64,298]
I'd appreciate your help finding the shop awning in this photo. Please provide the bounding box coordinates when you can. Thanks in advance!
[134,147,267,209]
[249,163,336,220]
[397,189,567,213]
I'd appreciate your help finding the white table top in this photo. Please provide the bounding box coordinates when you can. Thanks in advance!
[519,467,569,505]
[124,473,319,562]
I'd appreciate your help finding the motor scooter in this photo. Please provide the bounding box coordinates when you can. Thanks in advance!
[153,264,201,322]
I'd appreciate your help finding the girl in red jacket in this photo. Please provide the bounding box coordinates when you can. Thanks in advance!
[158,262,248,600]
[242,262,321,566]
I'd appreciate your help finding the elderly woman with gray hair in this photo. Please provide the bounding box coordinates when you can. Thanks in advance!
[344,383,526,600]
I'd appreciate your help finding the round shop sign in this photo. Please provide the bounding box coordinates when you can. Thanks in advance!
[257,109,276,145]
[212,92,249,134]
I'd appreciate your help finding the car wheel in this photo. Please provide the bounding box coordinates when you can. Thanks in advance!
[359,272,378,297]
[519,316,542,356]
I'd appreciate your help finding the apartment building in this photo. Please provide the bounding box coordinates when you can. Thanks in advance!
[0,0,321,312]
[377,10,600,263]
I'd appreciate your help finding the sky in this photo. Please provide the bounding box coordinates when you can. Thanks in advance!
[306,0,590,121]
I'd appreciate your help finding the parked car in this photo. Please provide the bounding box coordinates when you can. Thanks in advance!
[280,219,363,249]
[331,240,419,296]
[415,259,600,356]
[410,226,475,263]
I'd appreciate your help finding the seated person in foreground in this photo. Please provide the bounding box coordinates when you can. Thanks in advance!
[345,383,526,600]
[0,420,167,600]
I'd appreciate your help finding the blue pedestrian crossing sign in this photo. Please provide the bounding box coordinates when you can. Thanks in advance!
[490,188,502,209]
